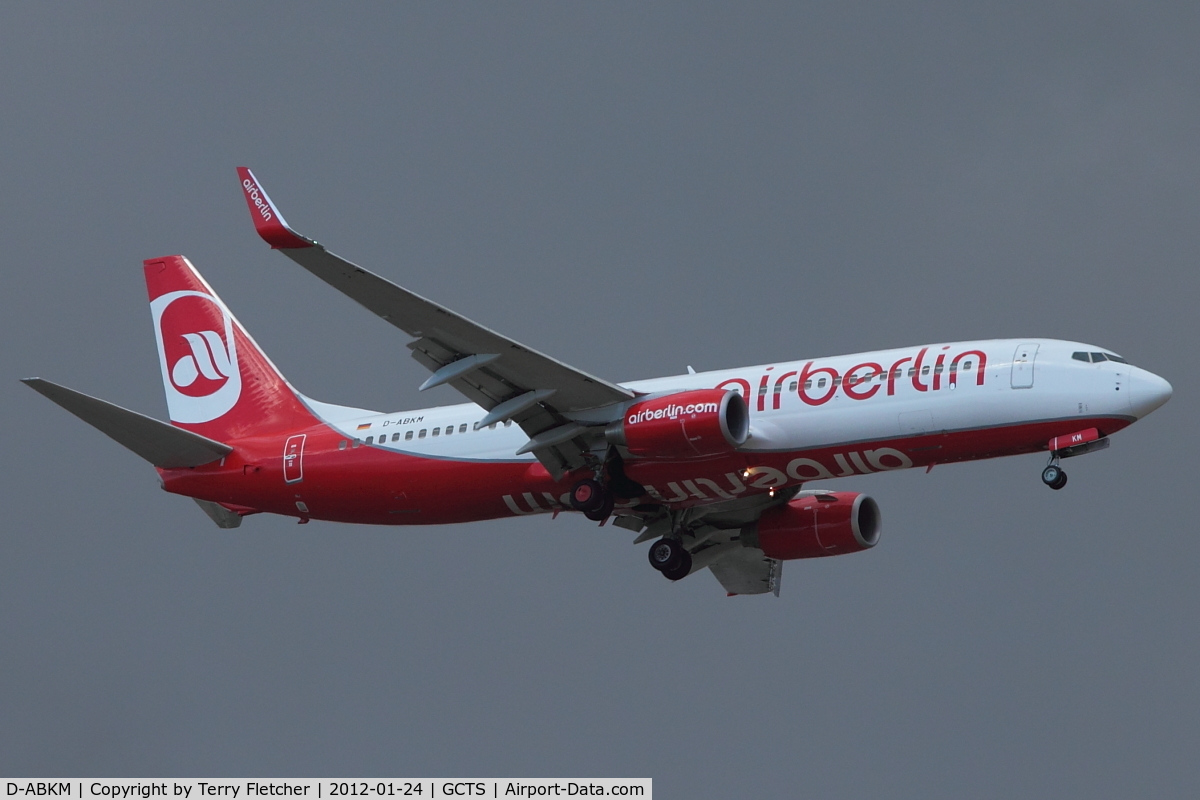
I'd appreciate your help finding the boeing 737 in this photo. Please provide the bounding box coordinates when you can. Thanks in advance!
[23,168,1174,595]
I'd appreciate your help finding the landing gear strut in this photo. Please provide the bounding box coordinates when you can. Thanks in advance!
[570,478,614,521]
[1041,462,1068,490]
[648,538,693,581]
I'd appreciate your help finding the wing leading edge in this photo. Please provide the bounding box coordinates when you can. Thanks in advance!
[237,168,633,479]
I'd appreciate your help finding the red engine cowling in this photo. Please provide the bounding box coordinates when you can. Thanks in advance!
[744,492,881,560]
[606,388,749,459]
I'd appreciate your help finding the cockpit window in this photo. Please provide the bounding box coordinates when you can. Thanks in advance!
[1073,350,1130,364]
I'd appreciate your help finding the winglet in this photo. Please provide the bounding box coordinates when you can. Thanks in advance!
[236,167,314,249]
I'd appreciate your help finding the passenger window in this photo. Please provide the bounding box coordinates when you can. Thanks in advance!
[392,433,400,442]
[338,440,347,450]
[804,380,812,389]
[1072,352,1090,362]
[817,378,827,388]
[962,361,972,370]
[445,425,453,436]
[418,429,427,439]
[459,424,467,433]
[789,381,798,392]
[921,365,930,375]
[907,368,916,377]
[432,427,440,436]
[365,435,374,444]
[934,364,943,374]
[405,430,414,440]
[352,439,361,448]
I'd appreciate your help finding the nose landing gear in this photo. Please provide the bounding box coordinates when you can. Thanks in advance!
[1041,462,1068,490]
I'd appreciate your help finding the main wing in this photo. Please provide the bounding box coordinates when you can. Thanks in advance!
[237,168,634,479]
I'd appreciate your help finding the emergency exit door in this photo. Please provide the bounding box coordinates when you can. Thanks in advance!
[1011,343,1039,389]
[283,434,306,483]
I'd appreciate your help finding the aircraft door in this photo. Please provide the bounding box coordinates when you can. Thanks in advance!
[283,434,306,483]
[1011,343,1039,389]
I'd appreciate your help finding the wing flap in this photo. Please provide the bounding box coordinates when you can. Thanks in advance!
[22,378,232,469]
[709,548,783,596]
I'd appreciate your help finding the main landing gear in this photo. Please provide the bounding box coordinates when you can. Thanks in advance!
[569,478,614,521]
[1041,462,1068,491]
[569,470,691,581]
[648,538,693,581]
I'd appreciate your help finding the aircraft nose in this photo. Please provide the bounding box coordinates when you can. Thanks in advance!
[1128,367,1173,419]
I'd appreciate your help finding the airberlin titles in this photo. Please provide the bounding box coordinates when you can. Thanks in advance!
[627,399,721,423]
[718,344,988,411]
[242,177,275,223]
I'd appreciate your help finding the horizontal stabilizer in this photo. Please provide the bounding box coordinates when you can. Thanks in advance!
[194,498,243,528]
[22,378,233,468]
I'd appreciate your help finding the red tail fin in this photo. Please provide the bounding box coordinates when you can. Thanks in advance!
[145,255,313,441]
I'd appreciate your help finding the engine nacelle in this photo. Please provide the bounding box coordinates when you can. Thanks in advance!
[743,492,881,560]
[606,388,749,459]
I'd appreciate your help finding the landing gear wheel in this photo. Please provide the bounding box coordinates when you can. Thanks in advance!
[584,494,615,522]
[661,550,693,581]
[1041,464,1068,490]
[570,479,607,513]
[648,538,686,573]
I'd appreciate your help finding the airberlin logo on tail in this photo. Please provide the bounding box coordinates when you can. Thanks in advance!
[172,331,234,389]
[242,178,273,222]
[151,290,242,424]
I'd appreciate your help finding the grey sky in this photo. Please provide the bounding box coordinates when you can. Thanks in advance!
[2,3,1198,796]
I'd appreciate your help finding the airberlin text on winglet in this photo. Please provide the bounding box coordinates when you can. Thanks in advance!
[242,178,274,223]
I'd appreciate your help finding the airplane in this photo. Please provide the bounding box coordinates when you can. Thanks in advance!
[22,168,1174,596]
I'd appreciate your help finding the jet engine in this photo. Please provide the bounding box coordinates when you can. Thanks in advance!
[742,492,881,560]
[605,388,749,459]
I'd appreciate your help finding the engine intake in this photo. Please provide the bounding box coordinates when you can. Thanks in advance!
[742,492,881,560]
[606,388,749,459]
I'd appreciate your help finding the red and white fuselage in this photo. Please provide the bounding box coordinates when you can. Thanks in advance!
[159,335,1168,525]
